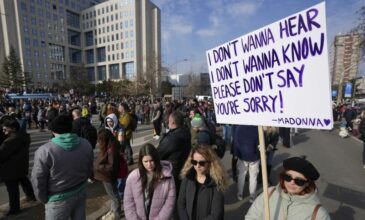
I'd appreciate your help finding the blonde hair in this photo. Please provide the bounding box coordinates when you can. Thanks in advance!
[264,126,278,135]
[180,145,228,191]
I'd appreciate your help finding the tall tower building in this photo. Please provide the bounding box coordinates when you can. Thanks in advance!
[0,0,160,90]
[331,34,361,86]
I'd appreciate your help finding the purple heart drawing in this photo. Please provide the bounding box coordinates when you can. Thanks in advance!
[324,119,331,126]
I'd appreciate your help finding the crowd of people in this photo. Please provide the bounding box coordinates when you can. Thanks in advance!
[1,95,355,220]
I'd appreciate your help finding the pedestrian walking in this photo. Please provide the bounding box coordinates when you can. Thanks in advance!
[124,143,176,220]
[118,103,134,165]
[246,157,331,220]
[0,119,36,216]
[31,115,94,220]
[232,125,260,202]
[178,145,227,220]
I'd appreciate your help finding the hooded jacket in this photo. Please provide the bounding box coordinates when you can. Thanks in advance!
[31,133,93,203]
[245,185,330,220]
[105,113,123,135]
[124,161,176,220]
[0,132,30,181]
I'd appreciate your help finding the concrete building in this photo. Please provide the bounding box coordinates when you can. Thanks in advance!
[0,0,160,89]
[331,34,361,86]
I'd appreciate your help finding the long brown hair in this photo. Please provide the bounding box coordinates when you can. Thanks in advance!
[97,128,120,155]
[279,170,317,195]
[138,144,163,199]
[180,145,227,191]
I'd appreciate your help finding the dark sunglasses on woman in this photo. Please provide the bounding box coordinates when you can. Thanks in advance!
[191,160,207,166]
[283,174,307,186]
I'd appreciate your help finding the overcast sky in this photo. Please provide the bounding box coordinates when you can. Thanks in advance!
[152,0,364,75]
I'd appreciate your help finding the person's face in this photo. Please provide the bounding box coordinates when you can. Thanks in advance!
[189,111,195,119]
[142,155,155,173]
[168,115,176,129]
[118,105,125,114]
[2,127,14,136]
[283,170,308,195]
[106,120,114,128]
[192,152,208,176]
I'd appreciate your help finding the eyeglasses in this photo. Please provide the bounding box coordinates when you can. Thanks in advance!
[283,174,307,186]
[191,160,207,167]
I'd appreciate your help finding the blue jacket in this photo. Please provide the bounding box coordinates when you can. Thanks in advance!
[232,125,259,162]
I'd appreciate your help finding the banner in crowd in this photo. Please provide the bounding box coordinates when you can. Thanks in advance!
[206,2,332,129]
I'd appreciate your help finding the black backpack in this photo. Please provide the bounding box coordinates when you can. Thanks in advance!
[212,134,226,158]
[198,130,226,159]
[80,123,98,149]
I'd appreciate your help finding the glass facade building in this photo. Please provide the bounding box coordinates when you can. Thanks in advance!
[0,0,161,88]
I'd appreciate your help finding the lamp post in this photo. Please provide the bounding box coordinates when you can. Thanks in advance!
[173,58,188,87]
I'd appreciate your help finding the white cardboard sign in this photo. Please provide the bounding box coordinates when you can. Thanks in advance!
[206,2,333,129]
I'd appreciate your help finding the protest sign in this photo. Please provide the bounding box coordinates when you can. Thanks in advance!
[206,2,332,129]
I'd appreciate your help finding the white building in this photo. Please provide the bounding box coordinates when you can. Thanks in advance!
[0,0,161,89]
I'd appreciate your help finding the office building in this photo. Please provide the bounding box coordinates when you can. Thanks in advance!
[331,34,361,85]
[0,0,160,89]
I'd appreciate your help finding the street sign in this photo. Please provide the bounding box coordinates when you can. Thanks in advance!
[206,2,332,130]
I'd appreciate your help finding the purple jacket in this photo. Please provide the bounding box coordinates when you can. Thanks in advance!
[124,160,176,220]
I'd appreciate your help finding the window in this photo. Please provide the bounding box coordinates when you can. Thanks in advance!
[32,29,38,36]
[66,10,80,28]
[87,67,95,81]
[31,17,37,25]
[33,39,38,47]
[38,9,44,16]
[97,66,106,80]
[86,49,94,64]
[69,48,82,63]
[21,2,27,11]
[109,64,119,79]
[85,31,93,47]
[97,47,106,62]
[123,62,134,79]
[68,30,81,46]
[49,44,65,62]
[30,6,36,13]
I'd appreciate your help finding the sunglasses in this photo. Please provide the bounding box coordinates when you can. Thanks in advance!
[191,160,207,167]
[283,174,307,186]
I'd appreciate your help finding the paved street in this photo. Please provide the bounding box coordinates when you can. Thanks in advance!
[0,120,364,219]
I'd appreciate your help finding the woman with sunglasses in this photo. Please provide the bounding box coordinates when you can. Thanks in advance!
[246,157,330,220]
[124,143,176,220]
[178,145,227,220]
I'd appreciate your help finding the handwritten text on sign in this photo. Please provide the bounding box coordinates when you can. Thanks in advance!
[206,2,333,129]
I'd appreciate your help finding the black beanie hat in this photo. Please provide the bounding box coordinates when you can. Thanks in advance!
[283,157,320,181]
[50,115,73,134]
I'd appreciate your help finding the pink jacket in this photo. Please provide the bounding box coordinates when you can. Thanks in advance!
[124,161,176,220]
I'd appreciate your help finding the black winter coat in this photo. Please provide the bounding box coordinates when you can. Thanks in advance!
[178,169,224,220]
[0,132,31,181]
[157,127,191,180]
[72,117,92,136]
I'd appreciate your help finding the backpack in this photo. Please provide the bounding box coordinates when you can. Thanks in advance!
[129,112,138,132]
[80,123,98,149]
[212,134,226,158]
[198,130,226,158]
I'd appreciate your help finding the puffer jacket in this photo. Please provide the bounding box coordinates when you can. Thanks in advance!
[0,132,30,181]
[245,185,331,220]
[124,161,176,220]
